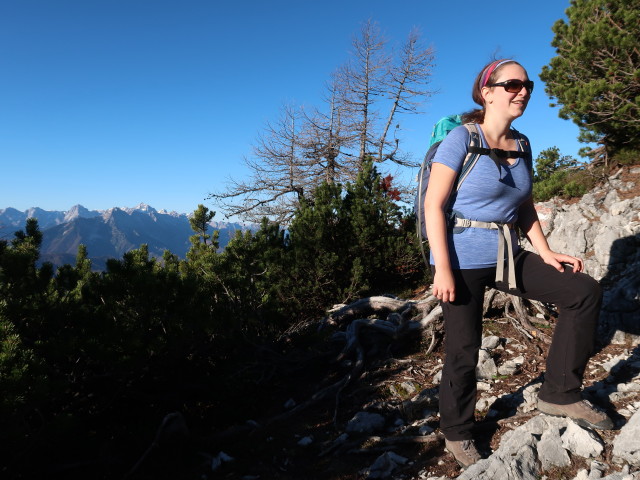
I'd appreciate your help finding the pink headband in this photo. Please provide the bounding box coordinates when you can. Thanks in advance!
[480,59,513,88]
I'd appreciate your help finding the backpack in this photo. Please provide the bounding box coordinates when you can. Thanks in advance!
[414,116,532,267]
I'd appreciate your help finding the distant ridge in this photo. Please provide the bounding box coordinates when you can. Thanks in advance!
[0,204,256,270]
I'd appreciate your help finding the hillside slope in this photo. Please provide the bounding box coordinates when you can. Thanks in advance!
[180,165,640,480]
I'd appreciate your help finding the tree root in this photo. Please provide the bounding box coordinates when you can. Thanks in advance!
[506,296,552,344]
[324,295,418,329]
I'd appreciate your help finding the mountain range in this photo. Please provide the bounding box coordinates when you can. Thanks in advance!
[0,204,255,270]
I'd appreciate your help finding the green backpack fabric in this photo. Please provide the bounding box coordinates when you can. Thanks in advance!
[429,114,463,147]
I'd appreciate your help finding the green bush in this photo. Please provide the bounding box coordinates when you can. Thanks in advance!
[532,146,598,202]
[533,169,597,202]
[0,173,426,476]
[610,147,640,167]
[541,0,640,156]
[0,312,45,414]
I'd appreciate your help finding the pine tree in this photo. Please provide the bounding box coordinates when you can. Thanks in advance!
[343,160,422,294]
[285,160,423,320]
[540,0,640,162]
[0,220,49,419]
[185,204,220,273]
[532,147,591,201]
[210,220,288,335]
[189,204,218,247]
[285,180,349,319]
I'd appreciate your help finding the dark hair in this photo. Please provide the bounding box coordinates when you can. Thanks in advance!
[461,59,523,124]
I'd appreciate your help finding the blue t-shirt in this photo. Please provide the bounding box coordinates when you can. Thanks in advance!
[428,125,532,269]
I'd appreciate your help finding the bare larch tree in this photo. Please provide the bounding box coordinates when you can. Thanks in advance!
[209,104,313,224]
[209,20,436,224]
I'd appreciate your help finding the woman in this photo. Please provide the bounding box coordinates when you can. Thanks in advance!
[424,59,613,468]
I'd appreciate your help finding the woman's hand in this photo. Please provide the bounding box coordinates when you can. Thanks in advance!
[433,268,456,303]
[540,249,584,273]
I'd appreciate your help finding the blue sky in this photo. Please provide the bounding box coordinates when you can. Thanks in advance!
[1,0,580,217]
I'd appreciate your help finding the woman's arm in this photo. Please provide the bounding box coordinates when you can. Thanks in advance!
[517,197,584,273]
[424,163,459,301]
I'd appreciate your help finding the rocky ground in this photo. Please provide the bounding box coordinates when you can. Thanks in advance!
[168,293,639,480]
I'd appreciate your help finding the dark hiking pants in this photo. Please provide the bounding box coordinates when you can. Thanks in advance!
[432,250,603,441]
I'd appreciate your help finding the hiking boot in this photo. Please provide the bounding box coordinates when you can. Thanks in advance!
[537,398,614,430]
[445,438,481,468]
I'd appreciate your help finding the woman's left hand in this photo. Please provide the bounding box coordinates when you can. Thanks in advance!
[540,249,584,273]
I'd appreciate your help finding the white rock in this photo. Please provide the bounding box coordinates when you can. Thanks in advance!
[476,349,498,380]
[610,200,631,216]
[477,381,492,391]
[482,335,501,350]
[400,381,417,395]
[360,451,408,479]
[613,409,640,465]
[520,382,542,413]
[587,460,607,479]
[570,469,589,480]
[618,383,640,393]
[476,396,497,412]
[538,425,571,470]
[602,354,627,373]
[561,421,604,458]
[498,358,522,376]
[618,408,633,418]
[459,428,539,480]
[346,412,386,434]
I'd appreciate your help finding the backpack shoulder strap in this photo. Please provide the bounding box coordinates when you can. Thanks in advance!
[460,125,533,174]
[511,128,533,171]
[454,123,483,191]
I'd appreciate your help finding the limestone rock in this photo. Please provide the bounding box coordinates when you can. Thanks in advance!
[538,424,570,470]
[561,421,605,459]
[345,412,386,434]
[476,349,498,380]
[531,169,640,345]
[613,409,640,466]
[359,451,408,479]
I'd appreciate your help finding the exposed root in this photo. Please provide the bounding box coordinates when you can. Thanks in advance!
[507,296,552,344]
[323,296,417,329]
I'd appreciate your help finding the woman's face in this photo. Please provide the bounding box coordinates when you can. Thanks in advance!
[482,63,531,119]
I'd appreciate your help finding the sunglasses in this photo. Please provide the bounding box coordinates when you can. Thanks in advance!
[488,79,534,94]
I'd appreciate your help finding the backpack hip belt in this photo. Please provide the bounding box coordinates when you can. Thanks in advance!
[451,218,517,291]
